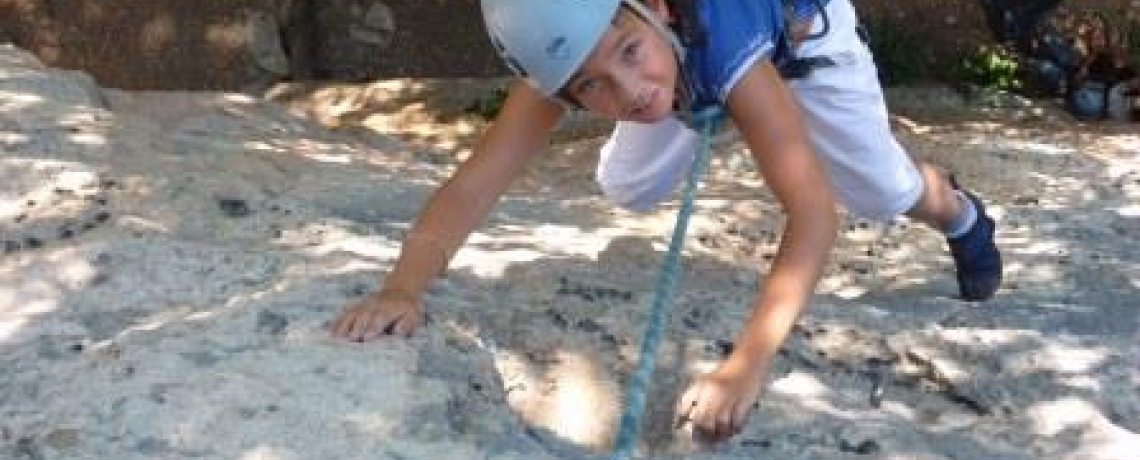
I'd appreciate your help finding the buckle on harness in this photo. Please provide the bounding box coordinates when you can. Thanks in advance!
[778,56,837,79]
[777,0,837,80]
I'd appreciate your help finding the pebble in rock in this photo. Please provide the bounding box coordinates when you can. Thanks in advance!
[839,438,881,455]
[218,198,252,218]
[256,311,289,335]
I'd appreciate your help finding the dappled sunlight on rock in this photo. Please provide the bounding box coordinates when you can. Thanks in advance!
[771,371,832,400]
[993,139,1079,156]
[236,445,292,460]
[0,90,44,111]
[2,45,1138,459]
[301,236,399,264]
[454,225,652,279]
[521,351,618,448]
[0,247,96,344]
[1029,397,1104,437]
[1037,342,1111,374]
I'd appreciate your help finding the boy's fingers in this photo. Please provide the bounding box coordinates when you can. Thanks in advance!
[332,305,369,339]
[392,311,420,337]
[733,402,751,433]
[329,313,347,336]
[329,301,422,342]
[715,411,733,441]
[675,387,700,427]
[335,312,361,339]
[693,420,719,445]
[675,392,693,419]
[679,382,755,442]
[354,310,388,341]
[347,314,369,341]
[689,391,724,437]
[692,403,716,436]
[365,311,400,341]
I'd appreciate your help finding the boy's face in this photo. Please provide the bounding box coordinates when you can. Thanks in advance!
[561,2,679,123]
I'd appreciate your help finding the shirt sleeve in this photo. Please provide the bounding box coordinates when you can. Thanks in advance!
[684,0,785,105]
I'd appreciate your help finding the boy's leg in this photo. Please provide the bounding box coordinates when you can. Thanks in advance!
[942,175,1003,301]
[788,0,1002,300]
[906,162,1002,301]
[787,0,924,222]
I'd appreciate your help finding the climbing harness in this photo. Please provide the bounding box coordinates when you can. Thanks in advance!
[776,0,838,80]
[667,0,707,48]
[609,106,722,460]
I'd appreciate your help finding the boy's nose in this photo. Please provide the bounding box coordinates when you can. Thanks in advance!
[613,74,646,114]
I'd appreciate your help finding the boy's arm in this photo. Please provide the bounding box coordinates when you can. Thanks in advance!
[383,82,564,294]
[331,82,563,341]
[678,60,838,441]
[723,61,838,382]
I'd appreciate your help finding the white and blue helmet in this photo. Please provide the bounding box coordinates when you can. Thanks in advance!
[481,0,680,97]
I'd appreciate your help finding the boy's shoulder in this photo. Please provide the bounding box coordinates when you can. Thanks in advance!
[685,0,787,103]
[692,0,784,28]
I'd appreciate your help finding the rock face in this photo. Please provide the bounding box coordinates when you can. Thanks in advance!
[1,0,1136,90]
[2,45,1139,460]
[0,0,503,90]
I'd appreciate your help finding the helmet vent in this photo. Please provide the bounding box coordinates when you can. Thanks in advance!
[546,36,570,60]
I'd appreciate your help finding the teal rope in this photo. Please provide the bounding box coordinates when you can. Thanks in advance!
[609,107,723,460]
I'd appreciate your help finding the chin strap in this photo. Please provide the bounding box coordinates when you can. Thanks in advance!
[624,0,687,58]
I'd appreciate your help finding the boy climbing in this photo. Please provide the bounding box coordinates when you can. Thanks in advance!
[330,0,1003,445]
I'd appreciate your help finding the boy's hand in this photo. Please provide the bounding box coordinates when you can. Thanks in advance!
[675,360,769,445]
[330,289,423,341]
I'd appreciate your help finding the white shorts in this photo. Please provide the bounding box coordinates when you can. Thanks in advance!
[596,0,923,221]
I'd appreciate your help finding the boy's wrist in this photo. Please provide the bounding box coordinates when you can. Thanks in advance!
[723,340,776,375]
[728,299,804,375]
[376,284,423,303]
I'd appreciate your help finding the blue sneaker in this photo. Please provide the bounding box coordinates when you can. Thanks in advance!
[948,190,1002,301]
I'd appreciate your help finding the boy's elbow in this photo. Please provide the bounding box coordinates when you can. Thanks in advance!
[791,192,839,240]
[810,201,839,236]
[822,204,840,241]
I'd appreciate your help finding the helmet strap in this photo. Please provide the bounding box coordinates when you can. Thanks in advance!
[623,1,685,59]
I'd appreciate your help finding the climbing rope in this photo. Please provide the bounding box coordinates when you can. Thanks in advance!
[610,106,723,460]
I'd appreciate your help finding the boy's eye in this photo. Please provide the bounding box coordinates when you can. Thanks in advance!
[575,78,599,95]
[623,41,641,61]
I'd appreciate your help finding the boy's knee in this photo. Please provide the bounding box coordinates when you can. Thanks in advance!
[843,197,914,222]
[836,173,925,222]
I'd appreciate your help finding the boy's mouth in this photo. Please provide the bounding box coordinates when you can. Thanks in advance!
[628,88,659,118]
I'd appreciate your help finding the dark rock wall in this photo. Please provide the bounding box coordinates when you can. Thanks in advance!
[0,0,1135,90]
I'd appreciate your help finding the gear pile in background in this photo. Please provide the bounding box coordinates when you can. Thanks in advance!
[977,0,1140,121]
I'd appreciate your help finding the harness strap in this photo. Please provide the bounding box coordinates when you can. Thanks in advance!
[666,0,707,48]
[777,0,839,80]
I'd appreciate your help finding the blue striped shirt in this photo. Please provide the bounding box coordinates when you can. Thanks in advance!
[683,0,831,106]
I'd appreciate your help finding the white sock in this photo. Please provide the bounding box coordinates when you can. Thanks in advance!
[945,191,978,239]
